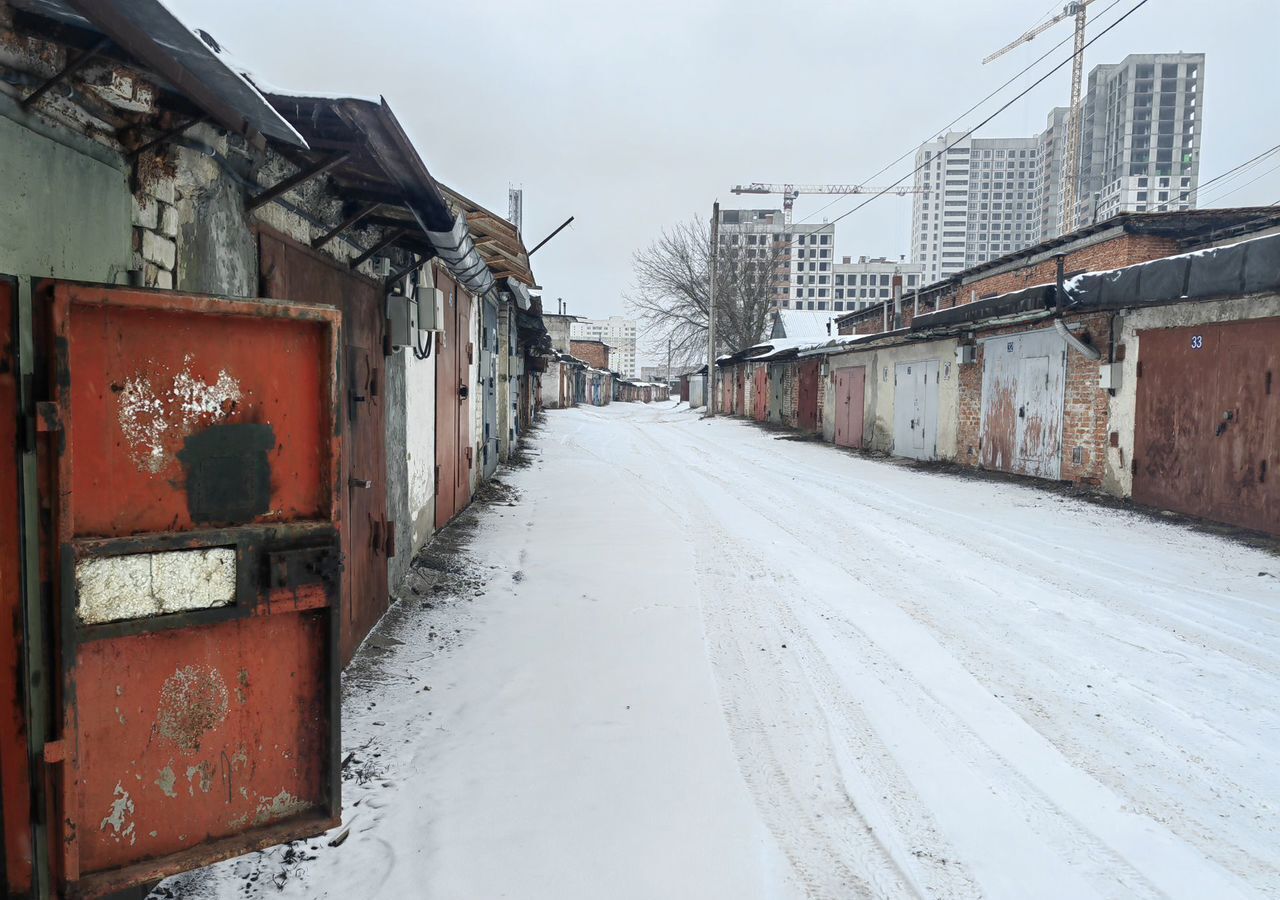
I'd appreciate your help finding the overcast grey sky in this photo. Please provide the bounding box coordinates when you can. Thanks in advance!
[170,0,1277,358]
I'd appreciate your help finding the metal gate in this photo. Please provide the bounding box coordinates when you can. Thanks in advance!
[259,232,389,666]
[893,359,939,460]
[834,366,866,449]
[481,297,499,480]
[735,366,746,416]
[753,366,768,421]
[434,270,473,529]
[29,281,341,897]
[1133,319,1279,534]
[979,329,1067,478]
[768,364,786,425]
[797,358,821,432]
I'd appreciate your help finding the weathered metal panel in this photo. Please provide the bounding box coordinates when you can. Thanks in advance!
[978,329,1067,478]
[753,366,767,421]
[1133,319,1280,534]
[768,364,785,425]
[735,366,746,416]
[481,297,499,480]
[49,283,342,896]
[797,359,821,433]
[834,366,866,449]
[259,231,388,666]
[0,276,35,895]
[892,359,940,460]
[433,270,473,529]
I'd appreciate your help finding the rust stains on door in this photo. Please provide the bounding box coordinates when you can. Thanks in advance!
[797,358,821,433]
[434,268,473,530]
[47,282,342,897]
[834,366,866,449]
[753,366,767,421]
[258,230,389,666]
[1133,319,1279,534]
[979,328,1067,479]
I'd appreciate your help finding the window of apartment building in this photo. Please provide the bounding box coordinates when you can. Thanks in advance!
[820,248,830,258]
[818,275,829,284]
[820,235,830,245]
[835,288,844,298]
[834,301,844,311]
[818,289,828,298]
[817,301,827,310]
[835,274,844,285]
[879,288,890,298]
[807,289,816,298]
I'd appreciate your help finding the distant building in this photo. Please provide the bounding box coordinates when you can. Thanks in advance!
[1072,53,1205,233]
[787,221,837,310]
[569,338,610,371]
[911,133,1041,286]
[716,208,791,307]
[834,256,923,313]
[570,316,637,377]
[543,313,577,356]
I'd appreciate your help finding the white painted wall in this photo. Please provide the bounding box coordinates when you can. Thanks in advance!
[825,338,960,459]
[402,339,437,555]
[1104,294,1280,496]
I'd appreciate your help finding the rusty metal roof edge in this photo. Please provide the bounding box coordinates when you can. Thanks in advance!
[58,0,307,148]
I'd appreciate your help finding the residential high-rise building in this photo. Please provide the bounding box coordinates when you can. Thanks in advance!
[1078,53,1204,231]
[788,221,837,310]
[911,133,1040,285]
[570,316,638,377]
[716,208,791,308]
[1033,107,1070,244]
[834,256,923,313]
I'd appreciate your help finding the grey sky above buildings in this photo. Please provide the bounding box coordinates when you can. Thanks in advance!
[169,0,1276,359]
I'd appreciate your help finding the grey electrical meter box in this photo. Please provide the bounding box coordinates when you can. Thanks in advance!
[386,290,418,349]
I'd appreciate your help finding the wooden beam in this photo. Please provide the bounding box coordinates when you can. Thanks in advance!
[312,203,379,250]
[248,152,350,212]
[348,227,407,270]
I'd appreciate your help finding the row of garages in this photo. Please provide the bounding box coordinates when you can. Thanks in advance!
[542,354,669,409]
[717,223,1280,537]
[0,4,553,896]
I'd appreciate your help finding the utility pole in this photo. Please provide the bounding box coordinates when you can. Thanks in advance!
[704,201,719,418]
[666,335,672,398]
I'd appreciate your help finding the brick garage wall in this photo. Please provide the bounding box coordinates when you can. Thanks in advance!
[955,311,1114,483]
[953,234,1180,306]
[781,361,799,427]
[570,340,609,370]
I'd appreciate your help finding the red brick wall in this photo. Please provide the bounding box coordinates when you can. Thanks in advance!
[954,311,1114,483]
[947,234,1180,308]
[570,340,609,370]
[842,232,1182,335]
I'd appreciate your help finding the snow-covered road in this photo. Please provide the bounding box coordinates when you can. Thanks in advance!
[165,401,1280,900]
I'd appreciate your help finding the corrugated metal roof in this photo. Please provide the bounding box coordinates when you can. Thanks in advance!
[14,0,306,147]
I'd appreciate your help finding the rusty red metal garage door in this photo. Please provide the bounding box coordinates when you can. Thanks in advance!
[797,358,821,432]
[435,268,473,530]
[38,282,341,897]
[833,366,866,449]
[1133,319,1279,534]
[259,230,390,666]
[753,366,767,421]
[0,276,35,897]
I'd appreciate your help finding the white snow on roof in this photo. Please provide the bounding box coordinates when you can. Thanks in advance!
[775,309,837,340]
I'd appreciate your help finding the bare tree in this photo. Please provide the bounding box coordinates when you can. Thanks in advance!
[626,216,785,365]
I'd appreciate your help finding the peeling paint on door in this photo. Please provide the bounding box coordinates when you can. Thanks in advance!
[117,357,242,474]
[100,783,136,845]
[155,666,229,754]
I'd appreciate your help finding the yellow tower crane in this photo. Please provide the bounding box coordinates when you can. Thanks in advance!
[983,0,1095,234]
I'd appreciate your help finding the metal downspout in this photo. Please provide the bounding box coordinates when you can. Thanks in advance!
[1054,254,1101,360]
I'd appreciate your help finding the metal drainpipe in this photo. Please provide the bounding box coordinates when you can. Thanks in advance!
[1054,253,1101,360]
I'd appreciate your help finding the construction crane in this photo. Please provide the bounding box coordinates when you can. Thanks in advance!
[983,1,1095,233]
[730,182,923,226]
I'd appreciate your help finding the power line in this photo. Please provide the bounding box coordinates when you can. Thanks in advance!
[799,0,1128,227]
[1149,142,1280,212]
[807,0,1154,237]
[1200,157,1280,207]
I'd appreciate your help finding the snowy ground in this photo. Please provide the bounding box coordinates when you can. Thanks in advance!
[159,402,1280,900]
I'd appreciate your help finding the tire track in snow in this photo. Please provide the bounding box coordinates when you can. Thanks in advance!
[636,414,1259,899]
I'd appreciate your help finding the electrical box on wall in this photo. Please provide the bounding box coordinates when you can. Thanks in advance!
[1098,362,1123,390]
[415,285,444,332]
[956,344,977,365]
[386,291,416,350]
